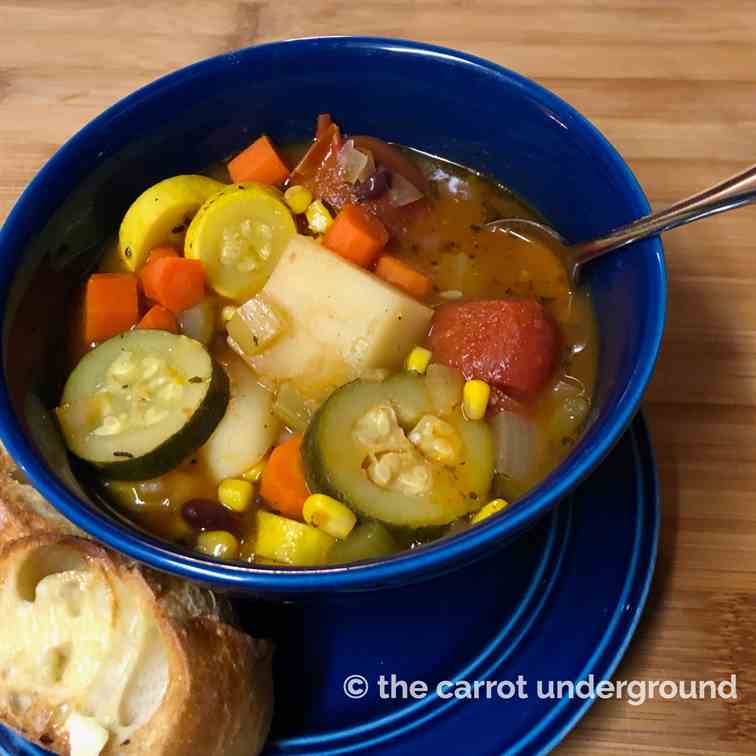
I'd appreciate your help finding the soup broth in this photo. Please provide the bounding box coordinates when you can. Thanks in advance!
[54,118,596,565]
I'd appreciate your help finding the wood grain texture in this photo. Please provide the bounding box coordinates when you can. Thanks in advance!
[1,1,755,753]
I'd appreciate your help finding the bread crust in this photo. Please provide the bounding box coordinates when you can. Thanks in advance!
[0,448,82,549]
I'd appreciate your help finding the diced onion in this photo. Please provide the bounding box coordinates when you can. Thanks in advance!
[272,382,314,432]
[338,139,374,184]
[439,289,464,300]
[551,376,590,434]
[387,172,424,207]
[226,295,286,357]
[436,252,471,292]
[491,411,539,482]
[178,299,216,345]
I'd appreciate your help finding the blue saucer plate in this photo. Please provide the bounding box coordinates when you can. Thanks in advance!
[0,414,659,756]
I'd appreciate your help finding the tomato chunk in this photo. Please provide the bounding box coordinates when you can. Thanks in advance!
[291,120,429,236]
[428,299,560,399]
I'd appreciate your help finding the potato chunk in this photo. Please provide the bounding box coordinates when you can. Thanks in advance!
[231,235,433,400]
[198,350,282,482]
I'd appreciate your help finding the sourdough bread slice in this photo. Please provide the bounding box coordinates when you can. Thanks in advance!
[0,534,273,756]
[0,446,273,756]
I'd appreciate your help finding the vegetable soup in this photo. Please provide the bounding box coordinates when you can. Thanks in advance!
[54,115,596,566]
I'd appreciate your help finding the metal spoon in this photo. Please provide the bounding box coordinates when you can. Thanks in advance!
[485,163,756,285]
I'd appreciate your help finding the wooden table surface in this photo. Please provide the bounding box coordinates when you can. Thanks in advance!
[1,2,755,754]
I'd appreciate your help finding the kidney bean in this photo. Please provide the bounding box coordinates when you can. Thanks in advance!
[355,167,392,201]
[181,498,240,533]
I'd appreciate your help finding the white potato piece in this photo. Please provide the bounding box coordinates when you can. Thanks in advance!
[198,350,281,481]
[234,235,434,400]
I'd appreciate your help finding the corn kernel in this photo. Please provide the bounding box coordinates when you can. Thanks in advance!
[462,379,490,421]
[242,459,267,483]
[305,200,333,234]
[284,185,313,215]
[219,305,237,329]
[471,498,509,524]
[405,346,432,374]
[408,415,463,465]
[303,494,357,540]
[218,478,255,512]
[196,530,240,560]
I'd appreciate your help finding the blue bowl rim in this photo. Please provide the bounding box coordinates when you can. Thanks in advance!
[0,36,667,592]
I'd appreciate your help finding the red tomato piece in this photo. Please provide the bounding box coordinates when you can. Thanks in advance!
[428,299,561,399]
[292,123,430,237]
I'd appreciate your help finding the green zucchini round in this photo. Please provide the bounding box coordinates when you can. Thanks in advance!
[328,521,401,564]
[303,375,495,528]
[56,330,229,480]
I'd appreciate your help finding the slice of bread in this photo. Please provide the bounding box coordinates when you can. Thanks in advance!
[0,448,274,756]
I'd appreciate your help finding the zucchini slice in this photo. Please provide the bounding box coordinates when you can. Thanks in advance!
[184,182,296,302]
[118,175,226,270]
[303,375,495,528]
[56,331,229,480]
[328,521,400,564]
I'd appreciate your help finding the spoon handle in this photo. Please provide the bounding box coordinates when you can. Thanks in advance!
[571,163,756,269]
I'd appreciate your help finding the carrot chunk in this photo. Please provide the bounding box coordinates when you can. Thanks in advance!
[83,273,139,344]
[146,245,180,264]
[323,204,389,267]
[375,256,433,299]
[137,304,179,333]
[260,434,310,520]
[139,257,205,313]
[228,135,289,185]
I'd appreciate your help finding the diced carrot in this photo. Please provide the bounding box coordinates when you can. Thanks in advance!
[66,286,89,365]
[83,273,139,344]
[260,434,310,520]
[228,135,289,185]
[323,204,389,267]
[146,245,180,264]
[375,256,433,299]
[139,257,205,313]
[138,304,179,333]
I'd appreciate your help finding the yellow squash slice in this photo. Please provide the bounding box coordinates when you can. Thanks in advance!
[118,174,226,270]
[253,510,336,566]
[184,183,296,302]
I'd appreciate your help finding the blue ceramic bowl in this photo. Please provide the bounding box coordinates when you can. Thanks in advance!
[0,37,665,597]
